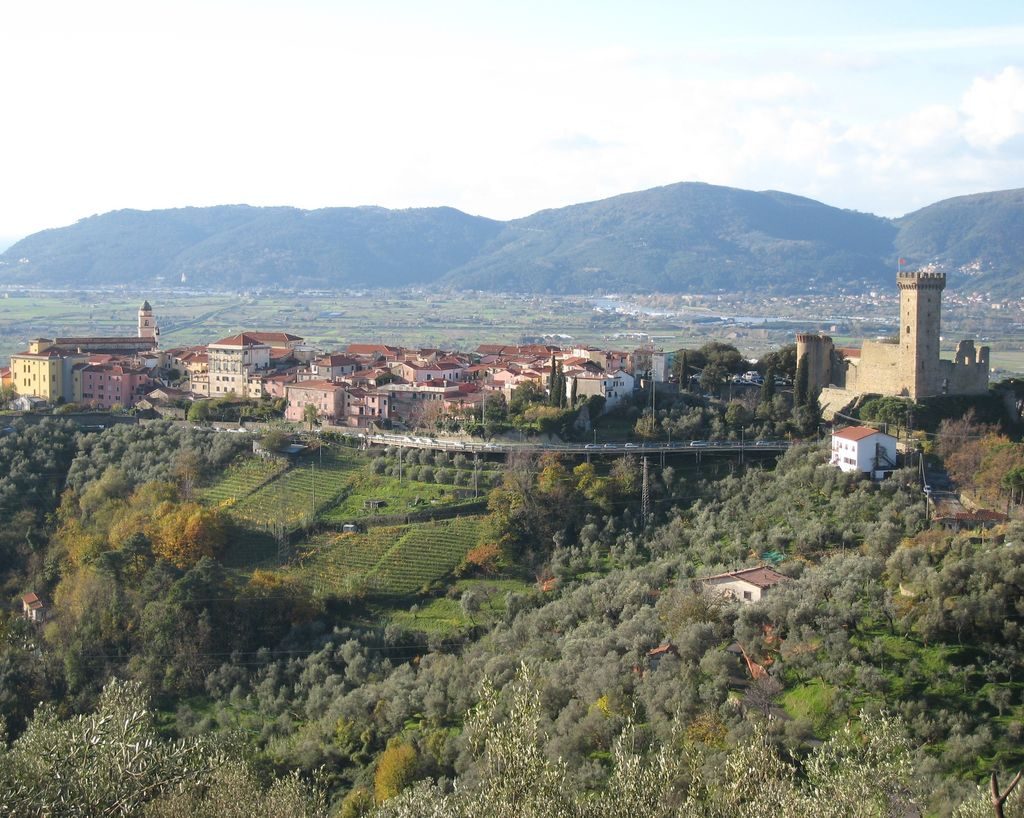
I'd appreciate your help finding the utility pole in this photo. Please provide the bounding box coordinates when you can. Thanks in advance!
[641,456,650,523]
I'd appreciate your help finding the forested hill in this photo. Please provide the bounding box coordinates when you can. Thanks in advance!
[0,205,504,291]
[2,183,1023,294]
[894,188,1024,296]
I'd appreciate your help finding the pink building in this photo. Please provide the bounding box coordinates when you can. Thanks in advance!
[342,387,391,428]
[74,363,152,409]
[285,380,391,427]
[285,380,346,423]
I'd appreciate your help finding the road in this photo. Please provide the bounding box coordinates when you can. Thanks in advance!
[324,429,791,456]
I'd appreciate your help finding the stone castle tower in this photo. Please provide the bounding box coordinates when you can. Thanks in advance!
[795,332,834,397]
[794,269,988,405]
[138,300,159,342]
[896,271,944,397]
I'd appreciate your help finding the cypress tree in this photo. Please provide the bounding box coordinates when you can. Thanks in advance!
[569,374,578,407]
[761,366,776,404]
[795,354,809,408]
[549,354,558,406]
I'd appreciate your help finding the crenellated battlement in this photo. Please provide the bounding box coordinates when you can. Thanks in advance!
[897,270,946,289]
[796,333,833,344]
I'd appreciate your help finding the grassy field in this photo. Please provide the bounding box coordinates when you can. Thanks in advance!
[321,472,478,522]
[386,578,535,634]
[295,516,486,598]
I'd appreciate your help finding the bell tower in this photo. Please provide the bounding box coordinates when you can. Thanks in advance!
[138,300,159,342]
[896,271,944,398]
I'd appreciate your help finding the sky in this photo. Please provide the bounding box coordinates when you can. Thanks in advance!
[2,0,1024,247]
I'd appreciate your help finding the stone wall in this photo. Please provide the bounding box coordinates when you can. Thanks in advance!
[845,341,905,395]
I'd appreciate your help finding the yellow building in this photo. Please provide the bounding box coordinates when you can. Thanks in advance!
[10,339,88,403]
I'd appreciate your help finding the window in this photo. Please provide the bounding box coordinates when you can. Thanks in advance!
[742,591,752,601]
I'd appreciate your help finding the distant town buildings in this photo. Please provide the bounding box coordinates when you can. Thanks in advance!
[5,299,659,426]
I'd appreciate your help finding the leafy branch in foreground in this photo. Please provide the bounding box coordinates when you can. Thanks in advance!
[371,665,1020,818]
[0,678,326,818]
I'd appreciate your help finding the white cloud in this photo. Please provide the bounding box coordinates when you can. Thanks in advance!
[961,66,1024,150]
[2,5,1024,237]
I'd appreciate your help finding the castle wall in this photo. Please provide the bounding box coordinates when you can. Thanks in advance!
[845,341,907,395]
[803,271,988,401]
[937,341,989,395]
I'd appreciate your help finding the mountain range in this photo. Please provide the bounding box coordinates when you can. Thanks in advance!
[2,183,1022,295]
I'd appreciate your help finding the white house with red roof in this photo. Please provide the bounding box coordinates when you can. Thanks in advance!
[830,426,898,479]
[701,566,791,603]
[22,592,47,623]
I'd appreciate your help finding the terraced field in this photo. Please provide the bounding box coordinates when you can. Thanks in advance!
[224,448,363,529]
[298,516,485,597]
[199,457,286,507]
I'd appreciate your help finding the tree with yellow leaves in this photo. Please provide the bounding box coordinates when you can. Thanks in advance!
[148,502,228,569]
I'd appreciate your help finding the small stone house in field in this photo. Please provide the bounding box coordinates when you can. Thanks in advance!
[830,426,898,480]
[22,592,47,623]
[701,566,791,603]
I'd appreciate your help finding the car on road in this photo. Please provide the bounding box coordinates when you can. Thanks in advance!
[585,443,600,449]
[690,441,709,447]
[624,442,638,448]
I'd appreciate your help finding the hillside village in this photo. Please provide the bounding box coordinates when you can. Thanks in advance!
[2,271,995,431]
[2,299,657,428]
[2,284,1024,817]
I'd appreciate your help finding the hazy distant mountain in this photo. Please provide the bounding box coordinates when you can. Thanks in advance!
[0,205,503,289]
[2,183,1022,294]
[894,189,1024,295]
[443,183,896,293]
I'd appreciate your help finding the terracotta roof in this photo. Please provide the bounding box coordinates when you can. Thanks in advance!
[245,331,304,343]
[647,642,677,658]
[833,426,891,442]
[55,336,154,344]
[701,566,791,589]
[22,592,44,609]
[12,350,65,359]
[144,386,190,401]
[317,354,359,366]
[288,379,343,392]
[347,343,400,355]
[837,347,861,359]
[210,333,271,347]
[937,509,1008,523]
